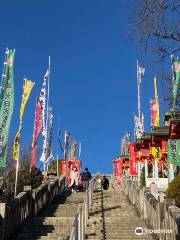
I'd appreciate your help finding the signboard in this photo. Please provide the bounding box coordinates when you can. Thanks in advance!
[146,178,168,188]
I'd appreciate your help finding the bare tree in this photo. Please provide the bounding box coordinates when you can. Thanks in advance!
[129,0,180,59]
[129,0,180,106]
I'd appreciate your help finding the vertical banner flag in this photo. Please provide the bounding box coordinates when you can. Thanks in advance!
[154,76,160,127]
[168,139,180,166]
[64,131,70,161]
[150,100,157,128]
[31,98,43,166]
[78,142,82,159]
[172,58,180,109]
[46,107,53,163]
[135,61,145,140]
[152,146,162,161]
[13,79,34,161]
[39,69,49,163]
[39,70,49,141]
[58,129,64,152]
[71,140,77,160]
[0,49,15,167]
[129,143,137,176]
[134,114,144,139]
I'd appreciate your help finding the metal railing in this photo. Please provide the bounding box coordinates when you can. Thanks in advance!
[69,179,94,240]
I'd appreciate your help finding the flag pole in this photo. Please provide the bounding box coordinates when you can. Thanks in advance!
[56,116,60,176]
[44,56,50,174]
[14,154,19,197]
[137,59,141,119]
[14,77,25,197]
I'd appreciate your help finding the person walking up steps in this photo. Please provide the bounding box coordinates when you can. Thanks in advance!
[81,167,92,192]
[101,175,109,190]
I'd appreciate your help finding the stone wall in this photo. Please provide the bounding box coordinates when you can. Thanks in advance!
[122,176,180,240]
[0,176,66,240]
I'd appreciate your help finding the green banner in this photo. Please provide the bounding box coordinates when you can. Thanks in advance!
[168,139,180,166]
[0,49,15,167]
[172,58,180,109]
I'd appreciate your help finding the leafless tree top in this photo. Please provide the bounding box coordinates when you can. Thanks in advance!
[130,0,180,59]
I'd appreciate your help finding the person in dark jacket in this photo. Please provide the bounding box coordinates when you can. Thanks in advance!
[101,176,109,190]
[81,167,92,192]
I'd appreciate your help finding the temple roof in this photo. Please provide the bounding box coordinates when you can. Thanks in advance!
[151,126,169,136]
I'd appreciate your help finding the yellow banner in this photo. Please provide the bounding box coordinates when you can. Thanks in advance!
[13,79,35,160]
[20,80,35,122]
[13,129,21,161]
[154,76,160,127]
[152,147,162,161]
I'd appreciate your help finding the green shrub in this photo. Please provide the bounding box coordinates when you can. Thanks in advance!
[166,174,180,207]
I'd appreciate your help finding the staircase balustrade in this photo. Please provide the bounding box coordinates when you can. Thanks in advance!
[0,176,66,240]
[69,179,94,240]
[122,176,180,240]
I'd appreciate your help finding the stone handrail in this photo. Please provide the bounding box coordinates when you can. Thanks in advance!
[69,179,94,240]
[122,176,180,240]
[0,176,66,240]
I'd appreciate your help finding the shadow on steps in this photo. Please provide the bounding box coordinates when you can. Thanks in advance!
[9,190,76,240]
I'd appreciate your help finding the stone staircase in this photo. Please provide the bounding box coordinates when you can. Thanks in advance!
[85,188,155,240]
[12,190,84,240]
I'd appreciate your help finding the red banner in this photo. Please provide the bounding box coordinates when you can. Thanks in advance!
[113,159,122,176]
[129,143,137,176]
[150,100,157,128]
[31,99,43,167]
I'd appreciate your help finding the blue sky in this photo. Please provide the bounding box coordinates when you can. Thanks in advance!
[0,1,171,173]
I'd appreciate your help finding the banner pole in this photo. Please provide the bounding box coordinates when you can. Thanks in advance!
[56,116,60,176]
[44,57,50,174]
[14,154,19,197]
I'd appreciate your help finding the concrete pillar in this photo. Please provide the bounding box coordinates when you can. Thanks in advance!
[144,159,148,186]
[137,162,141,186]
[153,160,159,178]
[150,183,158,200]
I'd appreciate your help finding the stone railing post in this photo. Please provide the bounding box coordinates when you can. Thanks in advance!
[0,203,6,240]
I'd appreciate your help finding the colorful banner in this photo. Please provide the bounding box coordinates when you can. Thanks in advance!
[113,159,122,176]
[168,139,180,166]
[31,99,43,166]
[46,107,53,163]
[129,143,137,176]
[40,107,53,163]
[71,140,77,160]
[121,133,130,157]
[150,100,156,128]
[13,79,34,161]
[39,70,49,141]
[58,129,64,152]
[137,63,145,85]
[78,142,82,159]
[153,76,160,127]
[0,49,15,167]
[134,114,144,139]
[152,147,162,161]
[13,129,21,161]
[172,58,180,109]
[64,130,70,161]
[20,79,35,122]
